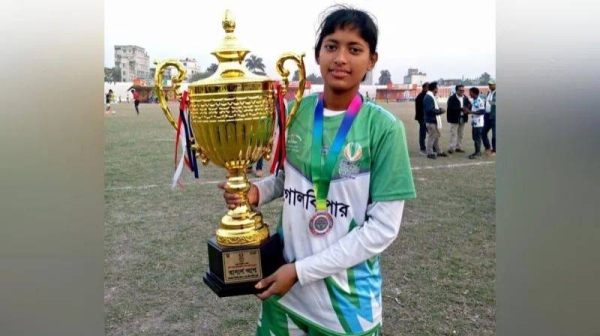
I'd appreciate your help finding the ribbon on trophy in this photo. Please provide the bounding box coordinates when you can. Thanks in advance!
[172,90,199,188]
[181,91,199,179]
[269,83,287,176]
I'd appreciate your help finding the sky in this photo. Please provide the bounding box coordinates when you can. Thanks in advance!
[104,0,495,82]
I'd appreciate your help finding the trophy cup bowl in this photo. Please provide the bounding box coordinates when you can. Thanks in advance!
[152,9,306,297]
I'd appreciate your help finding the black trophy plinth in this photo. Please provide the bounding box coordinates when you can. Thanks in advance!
[203,232,286,297]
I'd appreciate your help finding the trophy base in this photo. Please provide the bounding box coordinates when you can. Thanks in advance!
[203,232,286,297]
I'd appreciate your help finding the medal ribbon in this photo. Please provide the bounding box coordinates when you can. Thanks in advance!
[311,93,363,211]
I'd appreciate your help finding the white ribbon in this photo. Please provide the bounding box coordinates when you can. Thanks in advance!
[171,121,188,189]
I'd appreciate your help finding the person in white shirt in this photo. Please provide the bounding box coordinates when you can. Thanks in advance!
[465,87,486,159]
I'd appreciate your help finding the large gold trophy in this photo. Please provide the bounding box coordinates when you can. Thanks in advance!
[153,9,306,297]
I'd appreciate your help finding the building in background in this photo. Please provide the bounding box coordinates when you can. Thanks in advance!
[168,58,202,79]
[114,45,150,82]
[403,68,427,85]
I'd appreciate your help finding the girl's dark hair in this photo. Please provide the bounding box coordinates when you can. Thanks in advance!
[470,87,480,95]
[314,5,379,62]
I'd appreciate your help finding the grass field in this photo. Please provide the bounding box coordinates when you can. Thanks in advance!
[104,100,495,335]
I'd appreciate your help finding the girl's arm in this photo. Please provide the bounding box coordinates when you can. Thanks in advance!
[294,200,404,285]
[254,170,285,206]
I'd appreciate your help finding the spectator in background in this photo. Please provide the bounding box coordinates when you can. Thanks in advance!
[247,158,264,178]
[414,82,429,155]
[423,82,447,159]
[465,87,486,159]
[105,89,113,115]
[446,85,471,154]
[131,89,140,115]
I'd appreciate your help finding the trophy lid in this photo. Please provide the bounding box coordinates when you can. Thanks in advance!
[190,10,273,87]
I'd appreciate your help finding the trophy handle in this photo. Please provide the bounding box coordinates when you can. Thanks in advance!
[153,59,187,131]
[275,52,306,129]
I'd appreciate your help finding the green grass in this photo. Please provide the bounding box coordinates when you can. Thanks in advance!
[104,101,495,335]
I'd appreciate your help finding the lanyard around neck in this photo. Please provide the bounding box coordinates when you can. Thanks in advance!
[310,93,363,211]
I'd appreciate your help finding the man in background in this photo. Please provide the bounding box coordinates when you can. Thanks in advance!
[466,87,486,159]
[415,82,429,155]
[105,89,113,115]
[446,85,471,154]
[131,89,140,115]
[423,82,447,159]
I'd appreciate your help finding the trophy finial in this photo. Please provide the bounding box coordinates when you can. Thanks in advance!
[223,9,235,33]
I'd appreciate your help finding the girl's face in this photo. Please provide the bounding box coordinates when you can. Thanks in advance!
[317,27,377,93]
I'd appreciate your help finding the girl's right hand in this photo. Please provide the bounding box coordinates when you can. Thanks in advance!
[218,182,259,209]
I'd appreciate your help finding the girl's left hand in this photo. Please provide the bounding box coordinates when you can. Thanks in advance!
[255,263,298,300]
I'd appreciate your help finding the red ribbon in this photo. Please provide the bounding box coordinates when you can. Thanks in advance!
[270,84,287,174]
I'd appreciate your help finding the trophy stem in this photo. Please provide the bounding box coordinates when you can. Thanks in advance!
[216,169,269,247]
[224,169,251,217]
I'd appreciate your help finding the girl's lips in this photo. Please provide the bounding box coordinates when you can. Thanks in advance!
[330,69,350,79]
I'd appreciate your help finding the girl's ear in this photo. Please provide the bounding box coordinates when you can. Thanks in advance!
[369,52,379,70]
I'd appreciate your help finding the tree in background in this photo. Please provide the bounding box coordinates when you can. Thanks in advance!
[478,72,491,85]
[104,67,112,82]
[189,63,218,82]
[105,67,122,82]
[206,63,218,74]
[291,70,324,84]
[245,55,266,76]
[377,70,392,85]
[307,73,324,84]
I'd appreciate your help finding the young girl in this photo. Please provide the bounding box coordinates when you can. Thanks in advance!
[221,5,416,335]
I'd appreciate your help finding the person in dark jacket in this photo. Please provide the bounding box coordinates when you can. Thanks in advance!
[446,85,471,153]
[423,82,447,159]
[414,82,429,155]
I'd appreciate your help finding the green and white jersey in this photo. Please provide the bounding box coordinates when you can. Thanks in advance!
[257,93,416,335]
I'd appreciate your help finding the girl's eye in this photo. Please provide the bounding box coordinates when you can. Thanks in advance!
[350,47,362,54]
[324,44,336,51]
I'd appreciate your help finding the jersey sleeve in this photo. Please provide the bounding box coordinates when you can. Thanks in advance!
[369,119,417,201]
[255,171,285,206]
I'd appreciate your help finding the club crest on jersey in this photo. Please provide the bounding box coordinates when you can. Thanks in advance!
[344,142,363,162]
[339,142,362,179]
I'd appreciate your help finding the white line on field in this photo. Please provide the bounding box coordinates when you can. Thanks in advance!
[411,161,494,170]
[105,161,494,191]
